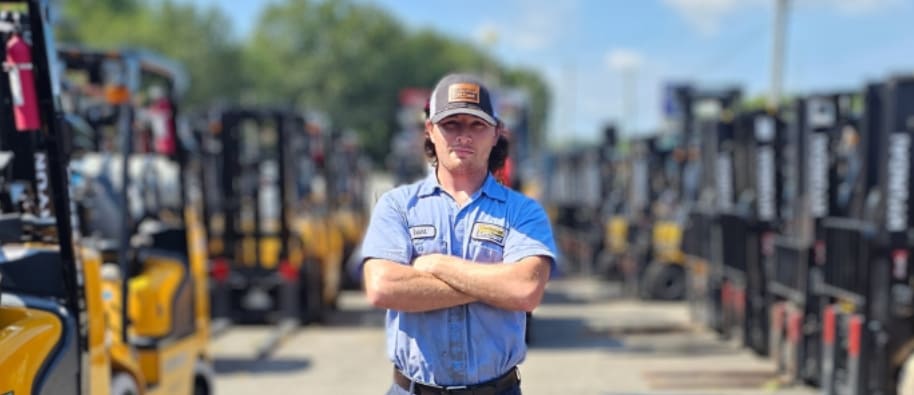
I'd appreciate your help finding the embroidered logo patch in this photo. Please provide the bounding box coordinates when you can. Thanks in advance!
[409,225,437,240]
[471,222,505,245]
[448,83,481,103]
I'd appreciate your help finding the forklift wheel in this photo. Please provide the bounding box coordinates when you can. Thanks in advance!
[595,251,620,281]
[640,261,686,301]
[299,259,325,324]
[194,375,211,395]
[110,372,140,395]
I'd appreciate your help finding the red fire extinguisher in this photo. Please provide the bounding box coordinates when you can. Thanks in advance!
[6,30,40,132]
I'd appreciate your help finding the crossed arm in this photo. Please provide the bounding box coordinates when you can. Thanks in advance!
[363,254,551,313]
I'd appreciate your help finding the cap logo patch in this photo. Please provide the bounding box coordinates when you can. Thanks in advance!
[471,222,505,245]
[448,83,480,104]
[409,225,437,240]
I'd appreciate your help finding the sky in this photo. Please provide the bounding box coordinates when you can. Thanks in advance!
[184,0,914,144]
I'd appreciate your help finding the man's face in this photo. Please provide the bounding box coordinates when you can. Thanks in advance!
[427,114,499,174]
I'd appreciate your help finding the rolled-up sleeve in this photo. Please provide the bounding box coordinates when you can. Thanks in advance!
[360,191,411,265]
[503,199,557,274]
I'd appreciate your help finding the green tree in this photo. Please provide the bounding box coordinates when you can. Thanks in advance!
[56,0,552,163]
[56,0,245,108]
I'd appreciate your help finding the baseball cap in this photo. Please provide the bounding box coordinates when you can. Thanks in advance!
[428,73,497,126]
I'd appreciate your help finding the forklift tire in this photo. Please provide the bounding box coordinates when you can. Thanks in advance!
[193,357,215,395]
[640,261,686,301]
[194,376,211,395]
[899,354,914,395]
[110,372,140,395]
[595,250,620,281]
[299,259,325,324]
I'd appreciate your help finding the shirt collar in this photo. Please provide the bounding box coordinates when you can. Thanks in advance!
[417,171,508,202]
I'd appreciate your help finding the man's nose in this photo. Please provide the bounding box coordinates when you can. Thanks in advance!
[454,127,472,141]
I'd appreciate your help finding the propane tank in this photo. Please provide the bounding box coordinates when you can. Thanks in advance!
[5,19,40,132]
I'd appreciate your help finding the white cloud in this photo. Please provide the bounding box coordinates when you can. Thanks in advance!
[815,0,902,14]
[663,0,761,36]
[473,0,577,52]
[542,51,670,144]
[605,49,643,71]
[664,0,899,36]
[474,22,500,47]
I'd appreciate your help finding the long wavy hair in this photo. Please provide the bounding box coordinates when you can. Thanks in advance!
[424,124,509,173]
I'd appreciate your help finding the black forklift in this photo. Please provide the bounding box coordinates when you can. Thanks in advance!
[550,147,604,275]
[200,107,327,332]
[680,86,742,333]
[768,92,856,386]
[817,76,914,395]
[715,109,783,355]
[0,2,105,393]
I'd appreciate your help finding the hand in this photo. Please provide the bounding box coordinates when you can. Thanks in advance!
[413,253,447,273]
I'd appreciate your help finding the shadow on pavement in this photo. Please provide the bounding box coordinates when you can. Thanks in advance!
[323,306,386,328]
[539,290,595,305]
[527,317,625,349]
[643,368,778,390]
[621,340,739,357]
[214,357,312,375]
[528,311,742,357]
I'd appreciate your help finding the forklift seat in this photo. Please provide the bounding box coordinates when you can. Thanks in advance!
[0,214,23,244]
[0,248,68,299]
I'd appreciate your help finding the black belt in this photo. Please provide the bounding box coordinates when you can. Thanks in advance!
[393,367,520,395]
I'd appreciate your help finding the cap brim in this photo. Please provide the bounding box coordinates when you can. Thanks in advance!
[430,108,497,126]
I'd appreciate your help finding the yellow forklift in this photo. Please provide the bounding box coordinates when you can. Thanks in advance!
[198,107,341,349]
[639,135,688,301]
[0,2,111,393]
[325,130,368,292]
[59,46,214,394]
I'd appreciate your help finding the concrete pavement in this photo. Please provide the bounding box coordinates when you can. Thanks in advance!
[210,276,817,395]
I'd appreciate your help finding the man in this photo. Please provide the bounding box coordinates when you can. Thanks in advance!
[361,73,557,395]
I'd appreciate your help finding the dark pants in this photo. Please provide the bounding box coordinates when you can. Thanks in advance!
[386,383,522,395]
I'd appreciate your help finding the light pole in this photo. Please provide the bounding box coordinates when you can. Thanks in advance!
[769,0,789,109]
[607,50,641,135]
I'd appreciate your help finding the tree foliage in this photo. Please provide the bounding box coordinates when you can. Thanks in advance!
[55,0,551,163]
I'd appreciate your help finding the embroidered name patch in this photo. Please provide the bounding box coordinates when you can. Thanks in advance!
[471,222,505,245]
[448,83,481,103]
[409,225,437,240]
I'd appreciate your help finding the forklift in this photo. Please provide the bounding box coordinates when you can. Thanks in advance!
[326,130,369,291]
[715,109,783,355]
[817,77,914,395]
[0,2,111,393]
[680,85,742,333]
[199,107,339,336]
[767,92,855,386]
[549,147,603,275]
[594,125,630,282]
[59,46,214,394]
[636,134,688,301]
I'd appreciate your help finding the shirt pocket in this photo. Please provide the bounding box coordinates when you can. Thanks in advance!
[411,239,448,258]
[469,240,504,264]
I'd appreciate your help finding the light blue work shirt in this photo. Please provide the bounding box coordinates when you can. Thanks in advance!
[361,172,557,386]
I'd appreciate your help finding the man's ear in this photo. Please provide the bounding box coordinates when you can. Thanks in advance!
[425,120,433,136]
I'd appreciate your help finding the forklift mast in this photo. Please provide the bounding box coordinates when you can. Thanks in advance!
[0,1,88,392]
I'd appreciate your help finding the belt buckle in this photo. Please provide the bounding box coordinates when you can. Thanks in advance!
[443,385,468,394]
